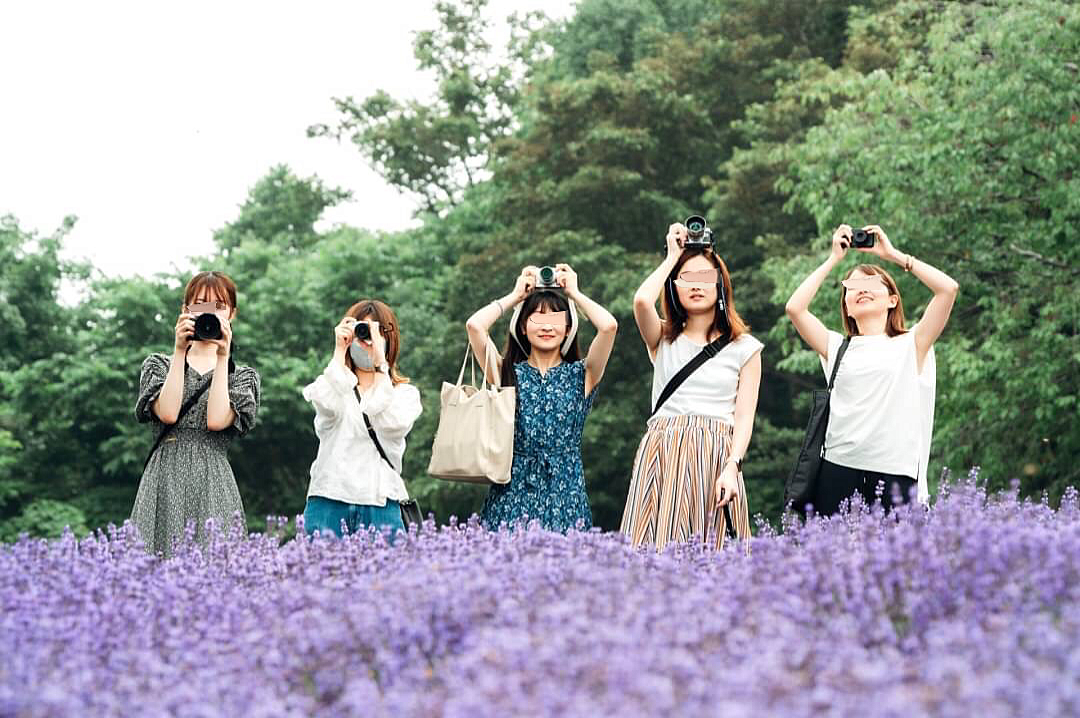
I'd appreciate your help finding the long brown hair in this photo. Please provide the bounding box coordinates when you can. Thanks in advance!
[499,290,582,388]
[661,248,748,344]
[839,264,908,337]
[344,299,409,385]
[183,271,237,310]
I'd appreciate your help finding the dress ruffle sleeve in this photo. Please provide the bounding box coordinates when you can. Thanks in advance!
[135,354,170,424]
[228,366,261,436]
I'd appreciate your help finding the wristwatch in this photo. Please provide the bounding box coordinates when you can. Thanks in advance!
[729,457,743,472]
[375,362,390,374]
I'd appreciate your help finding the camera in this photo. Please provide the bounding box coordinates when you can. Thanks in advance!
[852,228,875,249]
[683,215,714,248]
[193,313,222,341]
[536,266,559,289]
[354,323,371,341]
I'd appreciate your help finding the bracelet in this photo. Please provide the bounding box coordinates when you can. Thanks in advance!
[904,254,914,272]
[492,299,504,314]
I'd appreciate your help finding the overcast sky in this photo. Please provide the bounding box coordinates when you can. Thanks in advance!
[1,0,576,279]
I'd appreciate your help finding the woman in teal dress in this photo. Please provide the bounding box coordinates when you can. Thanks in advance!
[465,264,618,531]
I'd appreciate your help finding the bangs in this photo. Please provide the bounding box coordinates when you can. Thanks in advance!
[184,272,237,308]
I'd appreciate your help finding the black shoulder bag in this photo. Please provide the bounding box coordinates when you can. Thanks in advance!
[143,380,211,472]
[651,335,738,538]
[353,387,424,529]
[784,336,852,511]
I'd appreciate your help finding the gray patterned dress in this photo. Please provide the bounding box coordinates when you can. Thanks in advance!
[130,353,261,555]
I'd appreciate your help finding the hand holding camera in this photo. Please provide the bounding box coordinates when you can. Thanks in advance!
[665,223,687,259]
[173,312,196,353]
[513,266,540,302]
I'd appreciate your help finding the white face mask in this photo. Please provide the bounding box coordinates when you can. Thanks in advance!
[349,340,375,371]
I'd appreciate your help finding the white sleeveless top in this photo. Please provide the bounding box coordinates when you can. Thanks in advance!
[821,328,936,503]
[651,333,764,424]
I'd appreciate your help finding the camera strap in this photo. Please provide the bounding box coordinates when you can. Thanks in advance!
[649,335,730,419]
[353,386,399,474]
[142,371,212,472]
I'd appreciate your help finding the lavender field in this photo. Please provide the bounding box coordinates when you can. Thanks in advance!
[2,473,1079,717]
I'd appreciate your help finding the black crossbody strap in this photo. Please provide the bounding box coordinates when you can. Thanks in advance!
[650,336,730,418]
[827,336,852,392]
[143,379,211,471]
[354,387,400,474]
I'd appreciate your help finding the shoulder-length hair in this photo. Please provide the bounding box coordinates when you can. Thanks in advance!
[839,264,908,337]
[661,248,748,344]
[499,290,582,388]
[344,299,409,386]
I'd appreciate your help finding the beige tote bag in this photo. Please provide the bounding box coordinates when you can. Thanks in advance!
[428,343,515,484]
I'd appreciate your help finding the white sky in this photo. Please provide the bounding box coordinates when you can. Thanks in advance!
[1,0,576,279]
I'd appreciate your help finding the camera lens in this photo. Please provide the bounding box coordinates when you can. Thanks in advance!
[538,266,557,288]
[354,323,371,341]
[852,229,875,248]
[685,215,707,240]
[193,313,222,341]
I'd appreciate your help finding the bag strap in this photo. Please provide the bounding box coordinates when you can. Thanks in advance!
[143,370,212,471]
[827,336,852,392]
[354,387,400,474]
[650,336,730,418]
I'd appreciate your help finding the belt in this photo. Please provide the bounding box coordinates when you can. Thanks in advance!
[513,449,579,489]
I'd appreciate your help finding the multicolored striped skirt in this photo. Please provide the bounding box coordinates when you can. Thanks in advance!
[619,414,751,551]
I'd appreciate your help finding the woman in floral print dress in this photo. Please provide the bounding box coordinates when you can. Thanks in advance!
[465,264,617,532]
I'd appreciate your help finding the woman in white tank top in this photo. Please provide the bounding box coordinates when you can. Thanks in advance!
[785,224,959,515]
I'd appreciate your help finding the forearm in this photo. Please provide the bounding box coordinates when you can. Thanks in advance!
[728,410,755,466]
[568,288,617,333]
[466,291,522,335]
[633,256,679,308]
[786,255,840,314]
[152,350,188,424]
[206,355,236,431]
[884,248,959,297]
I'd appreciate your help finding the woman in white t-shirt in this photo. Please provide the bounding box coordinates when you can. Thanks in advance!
[301,299,422,537]
[620,221,763,550]
[785,224,959,515]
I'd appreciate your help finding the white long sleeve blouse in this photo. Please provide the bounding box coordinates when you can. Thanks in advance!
[302,361,422,507]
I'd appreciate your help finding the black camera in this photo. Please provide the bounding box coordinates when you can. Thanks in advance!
[852,228,875,249]
[683,215,714,248]
[536,266,559,289]
[354,323,371,341]
[193,313,222,341]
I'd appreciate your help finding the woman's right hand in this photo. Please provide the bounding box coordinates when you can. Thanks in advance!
[512,266,538,302]
[665,223,686,260]
[173,312,195,353]
[830,224,852,262]
[334,317,356,353]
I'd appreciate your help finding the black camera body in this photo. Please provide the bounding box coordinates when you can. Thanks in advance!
[852,228,876,249]
[682,215,714,249]
[193,313,222,341]
[536,266,559,289]
[354,323,371,341]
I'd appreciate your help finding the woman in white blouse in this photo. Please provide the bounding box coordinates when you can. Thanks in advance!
[620,221,763,550]
[785,224,959,515]
[301,299,422,537]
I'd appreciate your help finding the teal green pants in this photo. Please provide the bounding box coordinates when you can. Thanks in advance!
[303,496,404,538]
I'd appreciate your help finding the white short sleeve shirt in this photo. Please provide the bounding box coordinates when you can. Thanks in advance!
[651,333,764,424]
[821,328,936,502]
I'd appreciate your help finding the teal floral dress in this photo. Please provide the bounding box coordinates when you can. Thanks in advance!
[481,359,596,532]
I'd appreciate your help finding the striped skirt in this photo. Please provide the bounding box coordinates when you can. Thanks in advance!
[619,415,750,552]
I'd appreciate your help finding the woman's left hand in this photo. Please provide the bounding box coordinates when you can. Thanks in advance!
[555,263,579,296]
[715,461,740,508]
[857,224,899,262]
[210,317,233,358]
[364,319,388,365]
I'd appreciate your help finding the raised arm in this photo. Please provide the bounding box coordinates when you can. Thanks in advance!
[465,267,535,384]
[785,225,850,359]
[634,224,685,359]
[857,225,959,370]
[556,264,617,396]
[206,317,237,431]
